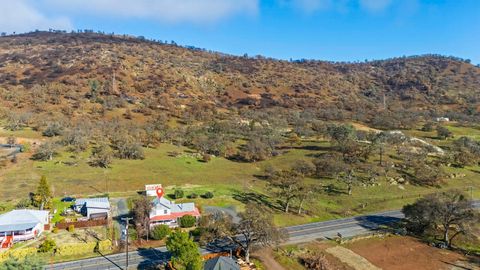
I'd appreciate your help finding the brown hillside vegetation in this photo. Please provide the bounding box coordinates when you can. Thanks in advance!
[0,31,479,127]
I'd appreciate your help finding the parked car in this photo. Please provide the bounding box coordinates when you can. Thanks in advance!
[61,197,76,202]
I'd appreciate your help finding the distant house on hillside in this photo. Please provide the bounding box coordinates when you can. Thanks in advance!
[74,197,111,219]
[149,197,200,227]
[0,209,50,248]
[204,256,240,270]
[435,117,450,122]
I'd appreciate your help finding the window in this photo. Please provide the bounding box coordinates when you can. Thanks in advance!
[164,210,167,214]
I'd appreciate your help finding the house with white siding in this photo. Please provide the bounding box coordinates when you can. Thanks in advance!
[0,209,50,248]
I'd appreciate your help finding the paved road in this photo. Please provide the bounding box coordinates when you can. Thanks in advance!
[47,201,480,270]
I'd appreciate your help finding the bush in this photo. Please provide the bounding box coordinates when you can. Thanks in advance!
[52,227,58,233]
[55,240,112,256]
[202,192,214,199]
[178,215,196,228]
[68,224,75,232]
[38,239,56,253]
[202,153,211,162]
[188,193,198,199]
[174,189,184,199]
[150,225,170,240]
[15,198,31,209]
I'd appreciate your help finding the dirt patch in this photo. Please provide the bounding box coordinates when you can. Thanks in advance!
[253,248,287,270]
[350,122,380,133]
[346,236,471,270]
[326,246,381,270]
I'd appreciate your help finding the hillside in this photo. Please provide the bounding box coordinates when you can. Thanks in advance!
[0,31,480,230]
[0,31,479,126]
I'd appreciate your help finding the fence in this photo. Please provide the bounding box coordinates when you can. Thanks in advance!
[56,218,108,229]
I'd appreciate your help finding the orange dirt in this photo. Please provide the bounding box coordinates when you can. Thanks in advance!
[346,236,473,270]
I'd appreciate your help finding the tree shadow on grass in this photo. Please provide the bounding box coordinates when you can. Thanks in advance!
[469,168,480,174]
[323,184,348,196]
[232,190,282,211]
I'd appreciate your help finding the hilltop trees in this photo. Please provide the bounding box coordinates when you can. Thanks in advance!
[242,138,271,162]
[450,136,480,167]
[42,121,64,137]
[436,125,453,140]
[89,143,113,168]
[32,142,58,161]
[403,190,478,247]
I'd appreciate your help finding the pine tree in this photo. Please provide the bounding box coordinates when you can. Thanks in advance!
[33,176,52,210]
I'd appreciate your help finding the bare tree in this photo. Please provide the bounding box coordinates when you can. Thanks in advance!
[32,142,58,161]
[200,203,286,263]
[132,196,152,241]
[268,170,302,213]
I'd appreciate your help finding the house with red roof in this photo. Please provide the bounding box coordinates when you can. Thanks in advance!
[149,196,201,227]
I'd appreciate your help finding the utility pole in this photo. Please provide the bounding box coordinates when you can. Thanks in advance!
[121,217,133,270]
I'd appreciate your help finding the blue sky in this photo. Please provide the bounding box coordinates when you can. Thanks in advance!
[1,0,479,63]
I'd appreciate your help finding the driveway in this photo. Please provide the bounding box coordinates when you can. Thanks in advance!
[110,197,130,242]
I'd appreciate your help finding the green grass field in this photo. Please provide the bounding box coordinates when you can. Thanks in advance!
[1,126,479,227]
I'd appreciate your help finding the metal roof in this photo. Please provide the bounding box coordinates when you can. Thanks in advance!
[75,197,110,209]
[204,257,240,270]
[0,209,49,232]
[152,197,197,213]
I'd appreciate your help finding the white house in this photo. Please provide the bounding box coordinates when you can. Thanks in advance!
[74,197,111,219]
[435,117,450,122]
[0,209,50,248]
[149,197,200,227]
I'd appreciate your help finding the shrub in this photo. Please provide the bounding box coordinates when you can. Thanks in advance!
[178,215,196,228]
[38,239,56,253]
[52,227,58,233]
[174,189,184,199]
[202,192,214,199]
[150,225,170,240]
[188,193,198,199]
[55,240,112,256]
[15,198,31,209]
[202,153,211,162]
[68,225,75,232]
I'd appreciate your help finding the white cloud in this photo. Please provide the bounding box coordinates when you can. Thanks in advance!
[0,0,72,33]
[44,0,259,24]
[359,0,393,13]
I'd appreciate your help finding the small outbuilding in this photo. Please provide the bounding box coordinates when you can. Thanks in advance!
[74,197,111,219]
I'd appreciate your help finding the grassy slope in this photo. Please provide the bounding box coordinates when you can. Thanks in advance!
[1,125,480,227]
